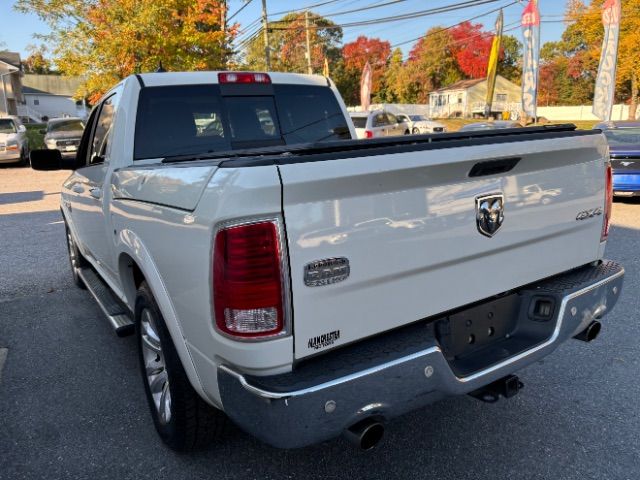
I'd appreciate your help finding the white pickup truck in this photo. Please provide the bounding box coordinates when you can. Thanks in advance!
[31,71,624,452]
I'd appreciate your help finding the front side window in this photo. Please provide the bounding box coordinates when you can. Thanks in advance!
[89,95,116,164]
[386,113,398,124]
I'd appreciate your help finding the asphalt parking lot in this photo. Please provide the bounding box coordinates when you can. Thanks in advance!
[1,166,639,480]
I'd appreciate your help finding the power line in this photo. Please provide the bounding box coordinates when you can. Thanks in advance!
[227,0,255,22]
[390,0,519,48]
[270,0,343,17]
[269,0,503,31]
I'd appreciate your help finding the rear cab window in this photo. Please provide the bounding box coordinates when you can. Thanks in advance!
[134,83,352,160]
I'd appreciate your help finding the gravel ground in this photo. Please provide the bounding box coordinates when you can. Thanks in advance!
[0,165,638,480]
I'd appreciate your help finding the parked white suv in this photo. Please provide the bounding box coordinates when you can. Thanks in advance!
[0,116,29,166]
[350,110,410,139]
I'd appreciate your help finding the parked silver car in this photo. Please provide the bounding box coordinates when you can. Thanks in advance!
[349,110,410,139]
[0,116,29,166]
[42,117,85,158]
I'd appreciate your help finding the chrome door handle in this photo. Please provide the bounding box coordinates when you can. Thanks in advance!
[89,187,102,199]
[71,185,84,194]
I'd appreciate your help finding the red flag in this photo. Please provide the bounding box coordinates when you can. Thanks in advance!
[360,61,372,111]
[521,0,540,27]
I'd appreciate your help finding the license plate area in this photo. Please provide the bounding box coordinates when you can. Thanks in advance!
[436,294,520,359]
[434,292,557,377]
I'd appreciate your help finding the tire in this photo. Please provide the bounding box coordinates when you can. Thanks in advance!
[412,127,419,134]
[65,224,87,289]
[20,147,30,167]
[404,129,410,135]
[136,282,227,451]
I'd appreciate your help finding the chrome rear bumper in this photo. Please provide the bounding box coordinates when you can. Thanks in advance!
[218,260,624,448]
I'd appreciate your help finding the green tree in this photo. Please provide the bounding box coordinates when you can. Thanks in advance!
[498,35,522,84]
[16,0,237,102]
[242,11,342,73]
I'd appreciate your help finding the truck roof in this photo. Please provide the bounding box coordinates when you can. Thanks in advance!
[135,71,330,88]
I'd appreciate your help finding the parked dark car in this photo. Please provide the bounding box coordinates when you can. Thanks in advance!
[595,120,640,197]
[42,118,85,158]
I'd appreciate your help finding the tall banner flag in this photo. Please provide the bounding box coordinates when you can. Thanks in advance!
[323,57,330,77]
[360,61,372,111]
[593,0,622,121]
[521,0,541,120]
[484,9,504,117]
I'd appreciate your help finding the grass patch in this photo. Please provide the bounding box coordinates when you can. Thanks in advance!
[25,123,46,149]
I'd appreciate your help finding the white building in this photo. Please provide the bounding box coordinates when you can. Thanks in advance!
[0,52,23,117]
[19,74,89,122]
[429,75,521,119]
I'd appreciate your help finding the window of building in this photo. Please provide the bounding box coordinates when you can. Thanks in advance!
[496,93,507,103]
[33,99,39,105]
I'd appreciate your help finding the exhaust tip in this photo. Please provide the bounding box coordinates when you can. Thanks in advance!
[344,419,385,450]
[574,320,602,342]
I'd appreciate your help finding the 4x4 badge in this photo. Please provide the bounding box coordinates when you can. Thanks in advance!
[476,193,505,237]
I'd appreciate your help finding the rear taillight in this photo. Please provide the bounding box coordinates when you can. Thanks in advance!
[602,162,613,242]
[218,72,271,84]
[213,221,284,338]
[365,130,373,139]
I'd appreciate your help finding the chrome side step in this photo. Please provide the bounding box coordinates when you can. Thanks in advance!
[78,267,135,337]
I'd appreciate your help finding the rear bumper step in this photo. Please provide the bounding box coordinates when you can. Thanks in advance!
[218,260,624,449]
[78,268,134,337]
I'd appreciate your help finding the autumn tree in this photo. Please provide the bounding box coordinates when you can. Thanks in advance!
[243,12,342,73]
[334,36,390,106]
[16,0,237,102]
[449,21,493,78]
[22,45,54,74]
[543,0,639,116]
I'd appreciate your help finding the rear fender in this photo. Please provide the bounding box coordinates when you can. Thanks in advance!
[117,229,212,405]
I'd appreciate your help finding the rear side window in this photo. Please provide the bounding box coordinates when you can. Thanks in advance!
[350,116,368,129]
[373,113,388,127]
[134,84,351,160]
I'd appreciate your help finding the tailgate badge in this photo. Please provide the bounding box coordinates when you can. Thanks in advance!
[476,193,504,237]
[304,257,350,287]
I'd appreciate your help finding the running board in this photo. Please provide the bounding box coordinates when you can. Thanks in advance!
[78,267,135,337]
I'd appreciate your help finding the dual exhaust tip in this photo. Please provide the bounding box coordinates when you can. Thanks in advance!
[344,419,385,450]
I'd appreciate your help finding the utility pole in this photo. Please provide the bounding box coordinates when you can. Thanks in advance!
[261,0,271,70]
[305,10,313,74]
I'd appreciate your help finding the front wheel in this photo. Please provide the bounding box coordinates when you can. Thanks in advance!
[412,127,419,134]
[136,282,227,451]
[404,129,410,135]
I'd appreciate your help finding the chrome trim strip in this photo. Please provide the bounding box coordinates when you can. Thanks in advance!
[221,266,624,399]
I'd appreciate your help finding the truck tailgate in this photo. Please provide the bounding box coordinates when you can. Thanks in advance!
[278,132,608,359]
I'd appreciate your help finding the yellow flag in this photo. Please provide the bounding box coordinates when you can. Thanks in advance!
[485,9,504,117]
[323,57,330,77]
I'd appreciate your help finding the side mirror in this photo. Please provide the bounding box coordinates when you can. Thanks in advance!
[30,149,76,171]
[18,125,27,133]
[39,129,47,135]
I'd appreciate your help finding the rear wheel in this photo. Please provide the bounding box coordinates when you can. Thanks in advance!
[412,127,419,134]
[136,282,227,451]
[65,225,87,289]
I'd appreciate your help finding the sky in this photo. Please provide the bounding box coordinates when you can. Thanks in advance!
[0,0,574,61]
